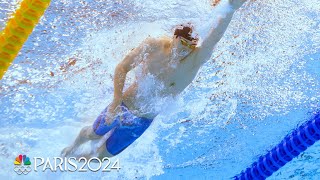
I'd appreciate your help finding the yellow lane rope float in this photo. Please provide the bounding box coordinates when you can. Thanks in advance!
[0,0,51,79]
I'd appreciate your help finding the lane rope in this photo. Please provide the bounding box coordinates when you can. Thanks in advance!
[0,0,51,79]
[235,111,320,179]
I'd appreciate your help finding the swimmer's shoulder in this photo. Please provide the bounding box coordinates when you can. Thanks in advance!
[142,36,171,50]
[157,36,172,51]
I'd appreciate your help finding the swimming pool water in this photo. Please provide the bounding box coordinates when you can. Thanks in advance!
[0,0,319,179]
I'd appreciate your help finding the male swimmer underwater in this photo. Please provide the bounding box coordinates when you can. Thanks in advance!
[62,0,247,159]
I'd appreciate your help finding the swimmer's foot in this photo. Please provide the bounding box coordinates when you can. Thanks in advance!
[61,146,74,158]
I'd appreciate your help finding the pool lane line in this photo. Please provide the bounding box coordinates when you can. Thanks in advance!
[234,111,320,179]
[0,0,51,79]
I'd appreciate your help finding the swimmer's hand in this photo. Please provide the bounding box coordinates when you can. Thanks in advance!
[104,99,122,125]
[228,0,247,10]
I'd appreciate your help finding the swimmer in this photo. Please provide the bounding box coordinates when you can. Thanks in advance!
[61,0,247,159]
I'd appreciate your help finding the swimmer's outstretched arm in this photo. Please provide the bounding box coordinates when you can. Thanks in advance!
[195,0,247,65]
[105,38,156,123]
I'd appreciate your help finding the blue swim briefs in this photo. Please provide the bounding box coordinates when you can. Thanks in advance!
[92,102,153,156]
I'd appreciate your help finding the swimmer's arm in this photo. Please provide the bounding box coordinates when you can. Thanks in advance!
[113,38,156,102]
[105,38,157,123]
[195,0,247,65]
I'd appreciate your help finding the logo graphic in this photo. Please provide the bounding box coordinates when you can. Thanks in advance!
[14,154,32,175]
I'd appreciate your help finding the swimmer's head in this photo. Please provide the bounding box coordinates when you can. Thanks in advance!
[173,24,198,50]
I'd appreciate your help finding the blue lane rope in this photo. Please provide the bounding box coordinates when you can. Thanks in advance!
[235,111,320,179]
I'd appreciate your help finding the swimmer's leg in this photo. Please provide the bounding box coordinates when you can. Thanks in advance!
[75,141,114,160]
[96,143,114,159]
[61,126,101,157]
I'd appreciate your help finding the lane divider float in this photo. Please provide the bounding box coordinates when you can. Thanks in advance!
[0,0,51,79]
[235,111,320,179]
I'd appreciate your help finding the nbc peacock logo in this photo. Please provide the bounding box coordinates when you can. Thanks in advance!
[13,154,32,175]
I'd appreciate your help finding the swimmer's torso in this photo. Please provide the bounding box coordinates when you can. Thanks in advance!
[122,37,202,119]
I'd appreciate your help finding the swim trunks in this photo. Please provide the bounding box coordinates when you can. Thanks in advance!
[92,102,153,156]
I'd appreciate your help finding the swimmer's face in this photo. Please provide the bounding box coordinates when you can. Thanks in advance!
[172,25,198,50]
[172,35,197,50]
[172,35,186,50]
